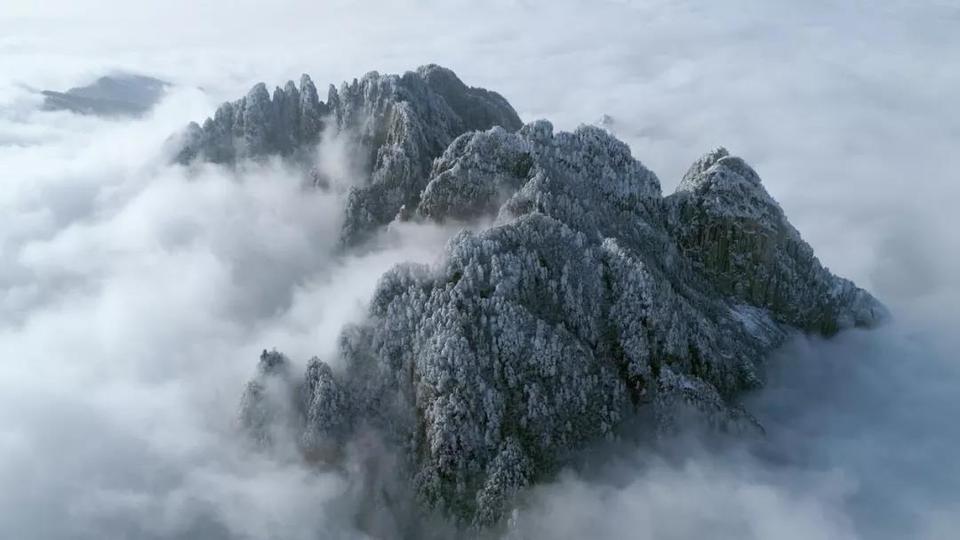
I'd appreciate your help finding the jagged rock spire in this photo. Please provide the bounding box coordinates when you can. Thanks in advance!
[298,74,323,143]
[173,65,523,243]
[668,148,887,332]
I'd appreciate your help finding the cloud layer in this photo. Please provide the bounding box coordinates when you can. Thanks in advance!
[1,1,958,538]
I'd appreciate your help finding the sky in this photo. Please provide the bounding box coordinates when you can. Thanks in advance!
[0,1,958,538]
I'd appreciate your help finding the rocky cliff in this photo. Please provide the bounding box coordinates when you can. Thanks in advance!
[174,65,521,243]
[175,65,885,529]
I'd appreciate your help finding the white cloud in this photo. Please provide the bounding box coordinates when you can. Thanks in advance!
[0,0,957,538]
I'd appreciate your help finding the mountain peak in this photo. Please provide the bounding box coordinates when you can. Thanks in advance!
[173,64,884,528]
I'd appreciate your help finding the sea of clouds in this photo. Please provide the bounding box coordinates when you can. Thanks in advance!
[1,1,958,538]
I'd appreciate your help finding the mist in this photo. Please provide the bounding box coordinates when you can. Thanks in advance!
[1,1,958,538]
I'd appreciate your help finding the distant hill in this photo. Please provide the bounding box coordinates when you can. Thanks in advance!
[42,74,170,117]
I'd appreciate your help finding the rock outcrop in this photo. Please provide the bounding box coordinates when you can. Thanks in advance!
[174,74,329,164]
[666,147,881,334]
[224,66,885,529]
[175,65,522,242]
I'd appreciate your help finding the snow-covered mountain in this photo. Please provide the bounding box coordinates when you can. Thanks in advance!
[175,65,886,529]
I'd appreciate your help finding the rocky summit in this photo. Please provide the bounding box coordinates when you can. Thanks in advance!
[174,64,521,244]
[175,65,886,529]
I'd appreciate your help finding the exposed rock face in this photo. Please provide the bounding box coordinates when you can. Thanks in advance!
[666,147,883,334]
[175,65,522,242]
[230,66,885,529]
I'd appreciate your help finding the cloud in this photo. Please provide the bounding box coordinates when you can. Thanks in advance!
[507,454,859,540]
[505,317,960,540]
[0,0,957,538]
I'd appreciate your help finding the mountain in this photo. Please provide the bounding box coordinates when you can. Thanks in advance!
[174,64,521,243]
[175,65,886,529]
[41,73,170,117]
